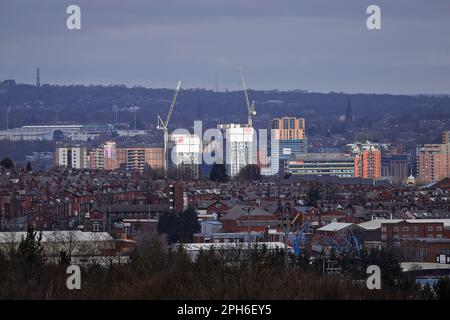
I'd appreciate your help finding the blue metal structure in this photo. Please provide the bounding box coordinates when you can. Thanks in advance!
[288,222,310,256]
[349,233,361,256]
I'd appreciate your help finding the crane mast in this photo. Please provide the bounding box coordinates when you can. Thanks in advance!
[157,81,182,173]
[239,65,256,127]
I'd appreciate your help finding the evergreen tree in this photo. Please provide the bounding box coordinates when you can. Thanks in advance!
[237,164,260,181]
[16,226,44,265]
[157,211,179,243]
[157,208,200,244]
[178,208,201,242]
[306,187,321,207]
[435,278,450,300]
[58,249,71,267]
[209,161,228,182]
[0,157,14,169]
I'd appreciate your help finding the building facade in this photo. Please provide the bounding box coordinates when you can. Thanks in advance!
[169,133,201,178]
[104,141,119,171]
[87,148,105,170]
[381,220,450,242]
[117,146,164,172]
[55,146,88,169]
[348,141,381,179]
[270,117,307,175]
[282,153,356,178]
[417,143,450,184]
[56,144,164,172]
[0,124,113,142]
[381,154,410,180]
[168,182,184,213]
[443,131,450,144]
[218,124,256,177]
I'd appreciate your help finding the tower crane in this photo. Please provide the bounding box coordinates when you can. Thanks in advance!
[239,65,256,127]
[157,81,182,173]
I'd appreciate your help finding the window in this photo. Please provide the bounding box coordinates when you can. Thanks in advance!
[437,234,443,238]
[393,226,399,232]
[413,226,418,232]
[381,234,387,240]
[402,226,409,232]
[289,118,295,129]
[437,226,443,232]
[381,226,387,232]
[427,226,434,232]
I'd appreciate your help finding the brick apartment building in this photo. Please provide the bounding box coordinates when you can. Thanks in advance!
[417,144,450,184]
[348,141,381,180]
[381,220,450,242]
[417,131,450,184]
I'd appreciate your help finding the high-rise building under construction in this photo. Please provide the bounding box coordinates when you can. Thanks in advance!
[218,123,256,177]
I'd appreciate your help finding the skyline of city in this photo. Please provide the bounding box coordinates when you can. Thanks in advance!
[2,0,450,304]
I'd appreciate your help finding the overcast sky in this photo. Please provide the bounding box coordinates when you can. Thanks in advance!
[1,0,450,94]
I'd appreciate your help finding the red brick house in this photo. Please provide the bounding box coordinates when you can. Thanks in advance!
[220,206,278,233]
[196,200,229,214]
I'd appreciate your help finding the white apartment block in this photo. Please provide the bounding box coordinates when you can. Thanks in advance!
[218,124,256,177]
[55,146,88,169]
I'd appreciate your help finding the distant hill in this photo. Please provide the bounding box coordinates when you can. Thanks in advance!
[1,80,450,135]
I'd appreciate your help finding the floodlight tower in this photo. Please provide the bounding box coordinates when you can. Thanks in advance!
[6,106,11,130]
[112,105,119,129]
[55,105,61,123]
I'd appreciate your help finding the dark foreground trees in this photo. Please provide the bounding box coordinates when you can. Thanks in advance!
[0,226,49,298]
[0,234,443,300]
[435,278,450,300]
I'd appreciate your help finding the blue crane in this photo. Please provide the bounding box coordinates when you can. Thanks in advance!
[289,222,310,256]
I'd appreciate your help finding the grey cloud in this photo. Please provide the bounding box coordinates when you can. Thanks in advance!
[1,0,450,94]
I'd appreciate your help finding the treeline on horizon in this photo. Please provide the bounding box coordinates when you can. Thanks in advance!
[1,81,450,131]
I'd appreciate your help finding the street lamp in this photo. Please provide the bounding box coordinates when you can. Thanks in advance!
[6,106,11,130]
[282,203,290,273]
